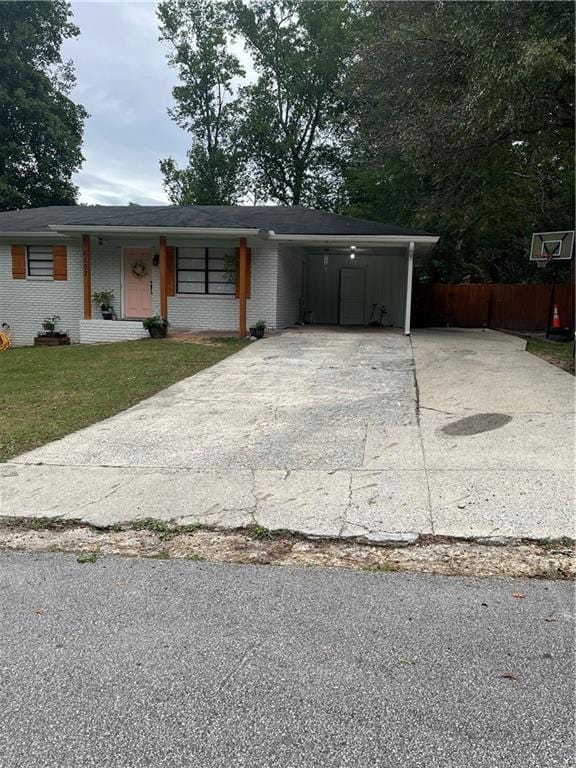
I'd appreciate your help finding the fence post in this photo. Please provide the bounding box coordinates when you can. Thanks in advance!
[486,285,494,328]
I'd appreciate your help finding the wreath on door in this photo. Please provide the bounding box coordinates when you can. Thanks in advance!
[131,260,148,279]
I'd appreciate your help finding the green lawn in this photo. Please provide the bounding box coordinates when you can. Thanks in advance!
[0,338,248,463]
[527,338,574,375]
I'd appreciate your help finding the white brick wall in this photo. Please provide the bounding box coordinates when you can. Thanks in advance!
[167,236,237,330]
[168,239,281,333]
[247,241,279,330]
[168,294,238,331]
[0,235,287,344]
[0,240,84,346]
[79,319,148,344]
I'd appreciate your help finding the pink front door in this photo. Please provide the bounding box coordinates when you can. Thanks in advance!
[123,248,152,318]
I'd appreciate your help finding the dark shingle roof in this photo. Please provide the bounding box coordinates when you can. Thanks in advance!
[0,205,433,237]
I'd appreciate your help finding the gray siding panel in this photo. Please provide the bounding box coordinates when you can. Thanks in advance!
[304,248,408,327]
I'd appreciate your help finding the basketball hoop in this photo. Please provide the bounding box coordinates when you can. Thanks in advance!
[529,230,575,339]
[530,230,574,268]
[535,250,555,269]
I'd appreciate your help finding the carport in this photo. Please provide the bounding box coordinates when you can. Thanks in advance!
[273,234,439,333]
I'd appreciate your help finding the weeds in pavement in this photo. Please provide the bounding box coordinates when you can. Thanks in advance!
[77,554,97,564]
[362,562,396,573]
[250,526,274,541]
[132,519,199,541]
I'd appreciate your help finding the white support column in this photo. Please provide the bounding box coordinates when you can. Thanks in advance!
[404,240,415,335]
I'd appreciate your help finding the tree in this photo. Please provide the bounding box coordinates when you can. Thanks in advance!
[158,0,245,205]
[345,1,575,282]
[233,0,357,207]
[0,1,87,211]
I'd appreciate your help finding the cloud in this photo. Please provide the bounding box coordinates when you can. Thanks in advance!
[62,1,256,206]
[63,1,189,205]
[73,171,167,206]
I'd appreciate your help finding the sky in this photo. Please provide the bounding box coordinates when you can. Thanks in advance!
[61,1,251,206]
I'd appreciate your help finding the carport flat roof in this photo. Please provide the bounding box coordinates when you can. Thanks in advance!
[0,205,437,243]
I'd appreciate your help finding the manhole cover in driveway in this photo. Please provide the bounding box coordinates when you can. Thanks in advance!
[441,413,512,436]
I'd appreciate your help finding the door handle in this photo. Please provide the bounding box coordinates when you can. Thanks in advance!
[150,281,153,295]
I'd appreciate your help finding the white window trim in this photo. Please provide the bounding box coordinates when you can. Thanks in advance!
[176,246,237,297]
[174,293,237,300]
[26,245,54,281]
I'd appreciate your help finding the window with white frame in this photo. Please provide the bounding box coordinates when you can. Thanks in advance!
[27,245,53,278]
[176,246,236,295]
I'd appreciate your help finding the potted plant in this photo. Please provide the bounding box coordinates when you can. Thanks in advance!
[249,320,267,339]
[92,290,115,319]
[143,315,169,339]
[42,315,60,333]
[34,316,70,346]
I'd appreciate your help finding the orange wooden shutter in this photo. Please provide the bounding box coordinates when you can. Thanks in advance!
[52,244,68,280]
[235,247,252,298]
[11,245,26,279]
[166,246,176,296]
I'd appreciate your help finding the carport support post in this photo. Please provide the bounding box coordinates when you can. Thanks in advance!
[159,235,168,320]
[82,234,91,320]
[238,237,248,337]
[404,240,415,335]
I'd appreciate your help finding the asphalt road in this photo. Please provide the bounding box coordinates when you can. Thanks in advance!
[0,552,574,768]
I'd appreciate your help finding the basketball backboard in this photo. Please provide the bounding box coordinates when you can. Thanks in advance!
[530,231,574,266]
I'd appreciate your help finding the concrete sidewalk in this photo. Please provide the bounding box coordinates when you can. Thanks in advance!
[1,328,574,540]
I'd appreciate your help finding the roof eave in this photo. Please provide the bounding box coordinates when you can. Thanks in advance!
[0,231,74,238]
[47,225,263,237]
[266,233,439,246]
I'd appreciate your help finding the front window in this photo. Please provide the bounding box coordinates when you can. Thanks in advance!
[176,247,236,295]
[27,245,53,278]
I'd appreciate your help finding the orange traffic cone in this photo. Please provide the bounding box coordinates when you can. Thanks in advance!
[551,304,562,329]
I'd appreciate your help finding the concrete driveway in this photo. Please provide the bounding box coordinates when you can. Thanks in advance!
[2,328,574,540]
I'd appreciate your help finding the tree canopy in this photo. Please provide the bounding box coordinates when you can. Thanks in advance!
[232,0,356,207]
[0,1,87,211]
[345,1,575,282]
[159,0,356,207]
[159,0,574,281]
[158,0,245,204]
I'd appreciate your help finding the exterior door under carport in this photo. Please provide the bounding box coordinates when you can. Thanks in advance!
[302,250,406,327]
[304,252,368,325]
[277,236,432,334]
[339,268,366,325]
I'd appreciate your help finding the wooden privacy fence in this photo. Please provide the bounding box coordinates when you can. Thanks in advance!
[413,283,575,332]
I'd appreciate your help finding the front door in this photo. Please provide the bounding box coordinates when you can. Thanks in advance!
[339,268,366,325]
[123,247,152,318]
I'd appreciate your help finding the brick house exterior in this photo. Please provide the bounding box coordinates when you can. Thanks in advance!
[0,206,438,346]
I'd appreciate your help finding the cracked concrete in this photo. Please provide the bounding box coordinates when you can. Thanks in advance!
[1,327,574,541]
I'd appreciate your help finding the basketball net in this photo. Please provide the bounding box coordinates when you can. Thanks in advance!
[535,243,557,269]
